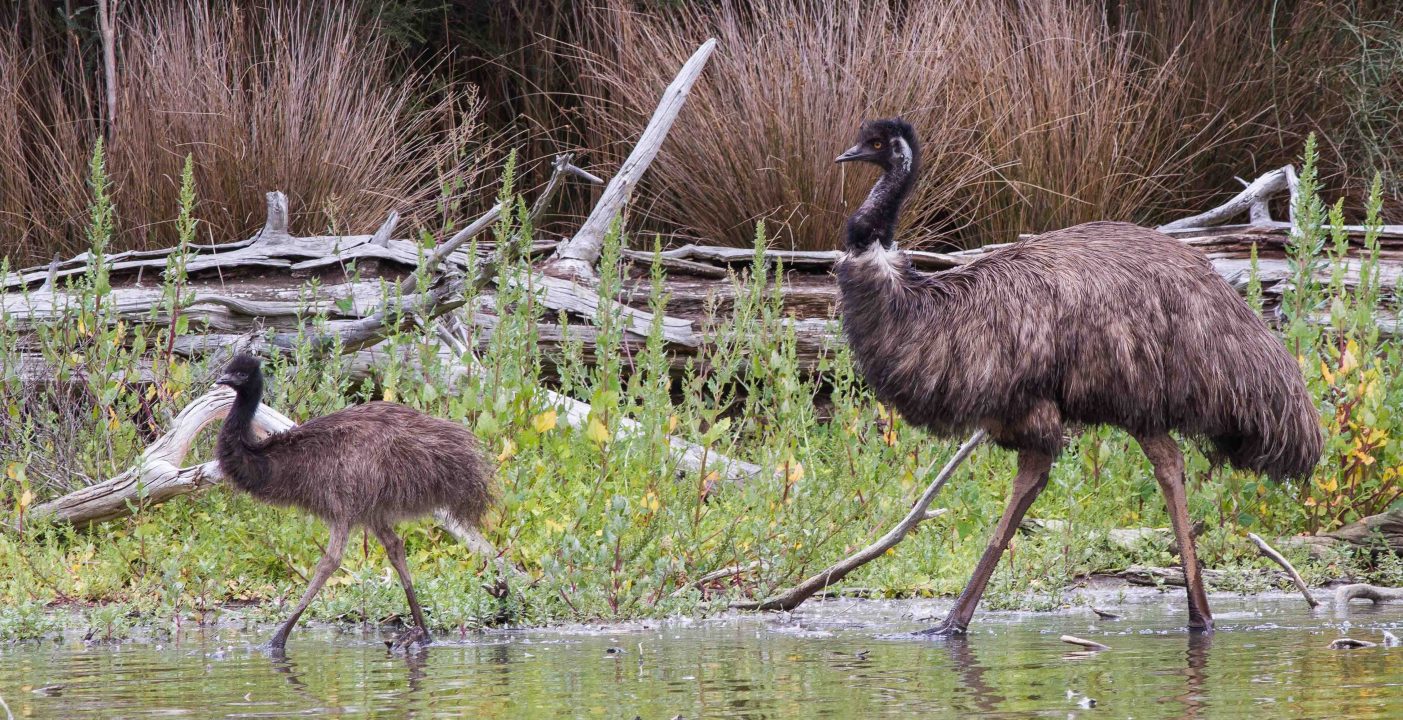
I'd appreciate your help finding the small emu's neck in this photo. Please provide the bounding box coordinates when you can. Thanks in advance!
[846,162,916,252]
[217,383,270,492]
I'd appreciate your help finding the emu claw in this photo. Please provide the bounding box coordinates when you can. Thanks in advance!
[911,620,966,638]
[385,626,431,653]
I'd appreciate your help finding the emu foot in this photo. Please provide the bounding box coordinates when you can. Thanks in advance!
[265,628,293,656]
[385,626,431,653]
[911,619,967,638]
[1188,617,1215,635]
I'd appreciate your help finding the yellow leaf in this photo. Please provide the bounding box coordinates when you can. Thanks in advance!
[497,438,517,463]
[785,461,805,484]
[18,489,33,509]
[882,425,899,446]
[1342,339,1360,374]
[586,418,611,444]
[666,414,679,434]
[1320,362,1335,384]
[532,409,558,433]
[1318,476,1338,493]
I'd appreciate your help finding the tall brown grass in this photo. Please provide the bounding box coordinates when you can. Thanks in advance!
[571,0,1343,249]
[0,1,489,266]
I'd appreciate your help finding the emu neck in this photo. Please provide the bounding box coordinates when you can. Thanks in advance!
[846,163,915,252]
[222,386,261,445]
[217,382,270,492]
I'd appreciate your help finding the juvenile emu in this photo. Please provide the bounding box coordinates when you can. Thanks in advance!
[835,118,1321,634]
[215,354,494,652]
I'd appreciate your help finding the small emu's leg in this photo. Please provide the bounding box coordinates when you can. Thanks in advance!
[917,450,1053,636]
[373,524,431,650]
[270,521,350,652]
[1136,433,1214,633]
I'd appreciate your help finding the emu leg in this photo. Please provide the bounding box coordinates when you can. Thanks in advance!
[373,524,431,650]
[270,522,350,652]
[916,450,1053,636]
[1137,433,1213,633]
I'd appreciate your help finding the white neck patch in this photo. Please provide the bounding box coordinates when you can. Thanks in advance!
[892,137,912,173]
[846,241,903,282]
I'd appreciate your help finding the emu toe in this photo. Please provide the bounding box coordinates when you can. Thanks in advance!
[386,626,432,653]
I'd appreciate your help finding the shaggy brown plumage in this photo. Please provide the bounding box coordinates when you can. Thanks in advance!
[215,353,494,652]
[834,118,1322,635]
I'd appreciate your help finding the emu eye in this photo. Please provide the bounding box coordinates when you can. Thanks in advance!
[871,140,883,149]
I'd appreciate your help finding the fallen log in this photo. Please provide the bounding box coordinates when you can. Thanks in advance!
[1324,509,1403,554]
[731,430,985,612]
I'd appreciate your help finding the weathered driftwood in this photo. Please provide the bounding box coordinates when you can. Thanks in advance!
[731,430,985,612]
[1091,607,1121,620]
[1248,532,1319,608]
[1334,583,1403,605]
[545,39,718,281]
[27,386,295,525]
[1157,166,1297,232]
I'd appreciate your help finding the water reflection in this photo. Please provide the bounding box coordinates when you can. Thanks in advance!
[943,638,1003,714]
[0,596,1399,718]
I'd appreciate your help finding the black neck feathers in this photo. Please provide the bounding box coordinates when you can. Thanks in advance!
[845,149,918,253]
[217,369,270,492]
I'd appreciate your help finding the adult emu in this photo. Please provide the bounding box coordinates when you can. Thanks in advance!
[834,118,1321,634]
[215,354,494,652]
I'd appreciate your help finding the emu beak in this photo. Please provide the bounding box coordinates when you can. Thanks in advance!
[215,373,236,387]
[834,144,866,164]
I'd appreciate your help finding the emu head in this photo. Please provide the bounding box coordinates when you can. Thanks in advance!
[835,117,919,174]
[216,353,264,398]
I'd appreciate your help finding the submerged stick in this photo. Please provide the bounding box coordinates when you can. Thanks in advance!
[1061,635,1111,651]
[732,430,987,612]
[1247,532,1319,608]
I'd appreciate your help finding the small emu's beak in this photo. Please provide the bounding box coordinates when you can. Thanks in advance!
[834,144,866,164]
[215,373,236,387]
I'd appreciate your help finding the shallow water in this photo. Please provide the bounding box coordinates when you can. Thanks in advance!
[2,590,1401,718]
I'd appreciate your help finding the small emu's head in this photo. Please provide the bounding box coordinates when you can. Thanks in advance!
[216,353,264,396]
[835,118,919,174]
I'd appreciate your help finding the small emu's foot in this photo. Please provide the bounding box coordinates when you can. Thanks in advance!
[1188,619,1215,635]
[385,626,432,653]
[911,620,967,638]
[264,633,291,656]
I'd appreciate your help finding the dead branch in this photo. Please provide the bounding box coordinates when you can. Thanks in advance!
[1247,532,1319,608]
[1157,166,1294,232]
[731,430,986,612]
[1334,584,1403,605]
[545,39,718,281]
[1329,638,1377,649]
